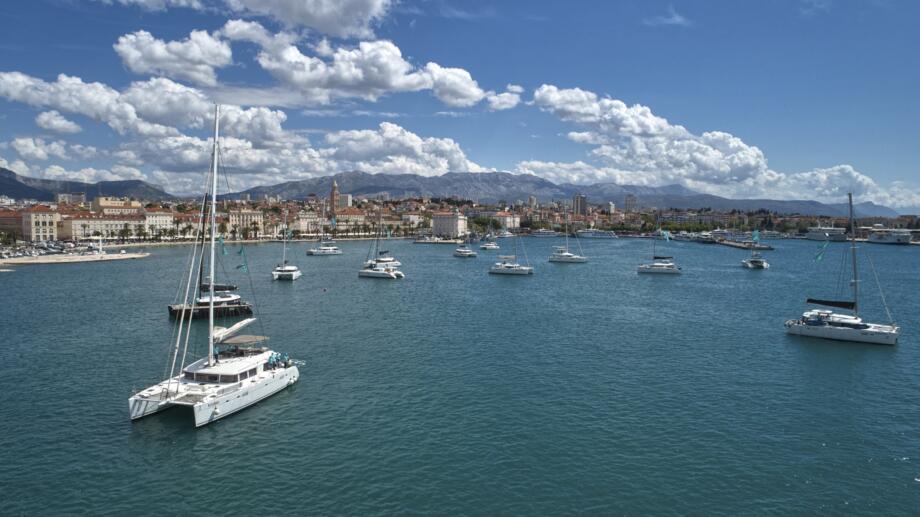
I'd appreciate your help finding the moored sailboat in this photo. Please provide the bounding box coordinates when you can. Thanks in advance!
[131,105,299,427]
[785,193,900,345]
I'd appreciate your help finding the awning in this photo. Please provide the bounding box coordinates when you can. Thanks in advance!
[806,298,856,310]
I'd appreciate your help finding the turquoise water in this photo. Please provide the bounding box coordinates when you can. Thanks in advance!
[2,237,919,514]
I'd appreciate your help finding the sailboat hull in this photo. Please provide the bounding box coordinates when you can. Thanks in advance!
[167,303,253,319]
[785,320,899,345]
[192,366,299,427]
[272,270,302,280]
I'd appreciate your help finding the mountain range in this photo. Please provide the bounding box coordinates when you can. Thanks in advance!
[0,167,173,202]
[0,167,901,218]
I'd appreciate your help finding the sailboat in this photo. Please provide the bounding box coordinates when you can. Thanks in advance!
[359,211,404,279]
[785,193,900,345]
[548,211,587,263]
[638,229,681,274]
[272,210,302,280]
[489,231,533,275]
[130,105,299,427]
[741,230,769,269]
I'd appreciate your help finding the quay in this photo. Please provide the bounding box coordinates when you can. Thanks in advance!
[717,240,774,251]
[0,252,150,266]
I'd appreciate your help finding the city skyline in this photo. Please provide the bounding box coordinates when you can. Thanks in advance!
[0,0,918,210]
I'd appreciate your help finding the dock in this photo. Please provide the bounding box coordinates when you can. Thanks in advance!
[0,252,150,266]
[717,240,774,251]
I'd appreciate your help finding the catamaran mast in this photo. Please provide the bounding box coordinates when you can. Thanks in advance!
[849,193,859,317]
[281,209,288,264]
[208,105,220,367]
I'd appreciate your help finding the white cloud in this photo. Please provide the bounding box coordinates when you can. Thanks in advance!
[99,0,203,10]
[225,0,393,38]
[0,72,178,137]
[114,29,232,86]
[35,110,82,134]
[643,5,692,27]
[220,20,492,108]
[486,84,524,111]
[40,164,145,183]
[10,138,71,161]
[527,83,920,207]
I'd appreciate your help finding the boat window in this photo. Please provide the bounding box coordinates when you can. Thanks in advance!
[239,370,249,380]
[184,372,194,380]
[219,374,238,383]
[201,374,219,382]
[248,368,257,377]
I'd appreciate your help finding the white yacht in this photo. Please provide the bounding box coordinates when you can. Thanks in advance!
[360,211,404,279]
[272,211,301,280]
[359,263,405,279]
[306,241,342,255]
[489,255,534,275]
[866,225,912,245]
[786,194,900,345]
[531,228,559,237]
[576,229,617,239]
[496,229,514,238]
[741,252,769,269]
[805,226,847,241]
[454,244,477,258]
[131,105,298,427]
[548,213,587,263]
[741,230,770,269]
[637,258,681,274]
[480,241,500,250]
[638,229,681,274]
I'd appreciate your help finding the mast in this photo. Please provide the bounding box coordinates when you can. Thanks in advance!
[849,193,859,317]
[207,105,220,367]
[564,209,570,251]
[281,209,288,264]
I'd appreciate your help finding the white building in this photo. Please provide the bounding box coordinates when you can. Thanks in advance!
[22,205,61,241]
[143,208,174,237]
[431,211,468,238]
[228,209,264,238]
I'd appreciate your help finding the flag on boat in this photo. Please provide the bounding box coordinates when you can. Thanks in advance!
[752,230,760,242]
[331,217,336,228]
[814,240,830,261]
[236,263,248,273]
[662,230,671,242]
[218,235,228,255]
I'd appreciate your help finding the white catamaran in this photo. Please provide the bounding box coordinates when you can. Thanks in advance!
[272,210,302,280]
[548,211,587,263]
[130,106,299,427]
[785,193,900,345]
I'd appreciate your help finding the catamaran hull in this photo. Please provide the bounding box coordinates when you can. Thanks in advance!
[489,268,533,275]
[272,270,302,280]
[167,303,253,319]
[306,250,342,255]
[549,256,587,263]
[637,267,681,274]
[785,322,899,345]
[359,270,405,279]
[742,260,769,269]
[192,366,299,427]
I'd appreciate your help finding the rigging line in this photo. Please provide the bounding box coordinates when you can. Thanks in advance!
[866,252,895,324]
[178,167,213,374]
[163,177,211,382]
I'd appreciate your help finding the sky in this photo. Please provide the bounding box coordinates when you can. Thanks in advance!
[0,0,917,210]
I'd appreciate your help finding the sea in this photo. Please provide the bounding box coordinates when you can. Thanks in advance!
[2,237,919,514]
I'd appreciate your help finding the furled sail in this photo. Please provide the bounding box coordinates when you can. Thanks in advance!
[213,318,256,343]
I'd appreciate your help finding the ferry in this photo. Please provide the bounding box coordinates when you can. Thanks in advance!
[530,229,559,237]
[865,225,912,245]
[805,226,847,241]
[576,229,617,239]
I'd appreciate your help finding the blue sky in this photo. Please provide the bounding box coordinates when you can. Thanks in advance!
[0,0,917,209]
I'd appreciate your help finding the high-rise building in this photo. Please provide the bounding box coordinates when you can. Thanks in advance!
[624,194,638,213]
[528,195,537,208]
[608,202,616,214]
[573,194,587,216]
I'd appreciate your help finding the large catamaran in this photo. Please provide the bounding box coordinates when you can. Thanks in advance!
[785,193,900,345]
[130,106,299,427]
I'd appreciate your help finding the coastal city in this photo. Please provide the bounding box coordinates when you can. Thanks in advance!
[3,1,920,514]
[2,178,918,263]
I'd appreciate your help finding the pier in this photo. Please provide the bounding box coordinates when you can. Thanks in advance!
[0,252,150,266]
[717,240,774,251]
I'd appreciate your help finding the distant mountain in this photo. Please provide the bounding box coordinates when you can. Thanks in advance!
[0,167,901,217]
[225,170,900,217]
[0,168,174,202]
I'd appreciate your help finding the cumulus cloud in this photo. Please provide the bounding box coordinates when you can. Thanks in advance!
[220,20,491,108]
[99,0,203,10]
[40,163,145,183]
[10,138,71,161]
[35,110,82,134]
[525,83,920,207]
[226,0,393,38]
[486,84,524,111]
[114,29,232,86]
[0,72,178,137]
